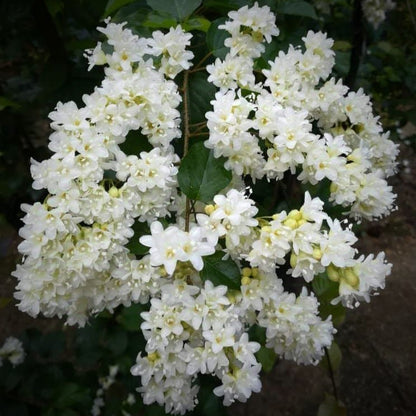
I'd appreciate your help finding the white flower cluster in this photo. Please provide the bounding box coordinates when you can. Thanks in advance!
[13,20,191,326]
[362,0,396,29]
[244,192,391,308]
[206,3,398,220]
[131,273,333,414]
[0,337,25,367]
[12,4,396,415]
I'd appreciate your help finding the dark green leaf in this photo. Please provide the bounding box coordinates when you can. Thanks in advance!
[53,383,90,409]
[0,96,20,111]
[248,324,267,344]
[334,51,350,77]
[188,71,217,124]
[277,1,318,20]
[196,375,227,416]
[104,0,138,17]
[312,274,345,327]
[333,40,352,51]
[117,304,148,331]
[105,328,128,355]
[44,0,64,18]
[206,18,229,59]
[112,5,152,36]
[119,129,153,156]
[36,331,66,360]
[256,346,277,372]
[143,11,178,29]
[126,220,150,255]
[178,141,231,203]
[146,0,202,21]
[320,342,342,372]
[200,251,241,290]
[145,403,170,416]
[317,393,347,416]
[182,17,211,32]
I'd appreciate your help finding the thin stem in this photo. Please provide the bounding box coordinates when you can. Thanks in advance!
[191,200,198,223]
[190,121,207,127]
[189,132,209,138]
[189,66,207,73]
[192,122,208,135]
[325,346,339,401]
[192,51,213,71]
[185,198,191,232]
[182,70,191,232]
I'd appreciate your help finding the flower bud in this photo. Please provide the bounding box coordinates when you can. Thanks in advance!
[327,264,340,282]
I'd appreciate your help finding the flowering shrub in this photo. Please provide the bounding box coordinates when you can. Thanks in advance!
[11,1,398,415]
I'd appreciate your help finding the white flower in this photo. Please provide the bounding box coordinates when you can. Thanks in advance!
[213,363,262,405]
[0,337,25,366]
[139,222,215,275]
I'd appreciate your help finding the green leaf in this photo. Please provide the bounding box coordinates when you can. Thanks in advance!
[44,0,64,18]
[146,0,202,21]
[334,51,350,77]
[0,96,20,111]
[182,17,211,32]
[178,141,231,203]
[112,5,152,36]
[312,274,345,327]
[119,129,153,156]
[143,11,178,29]
[256,346,277,372]
[36,331,66,359]
[188,71,217,124]
[200,251,241,290]
[320,342,342,372]
[105,328,128,355]
[117,304,147,331]
[317,393,347,416]
[277,1,318,20]
[196,375,228,416]
[126,220,150,255]
[248,324,267,344]
[104,0,138,17]
[206,18,229,59]
[333,41,352,51]
[53,383,90,409]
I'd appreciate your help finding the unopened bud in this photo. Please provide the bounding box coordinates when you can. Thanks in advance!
[251,268,259,278]
[343,268,359,288]
[241,275,251,286]
[312,247,322,260]
[284,218,298,229]
[288,209,302,220]
[109,186,119,198]
[242,267,252,277]
[327,264,340,282]
[204,204,215,215]
[330,182,338,193]
[290,252,297,268]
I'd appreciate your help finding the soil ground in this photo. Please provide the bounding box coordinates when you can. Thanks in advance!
[1,144,415,416]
